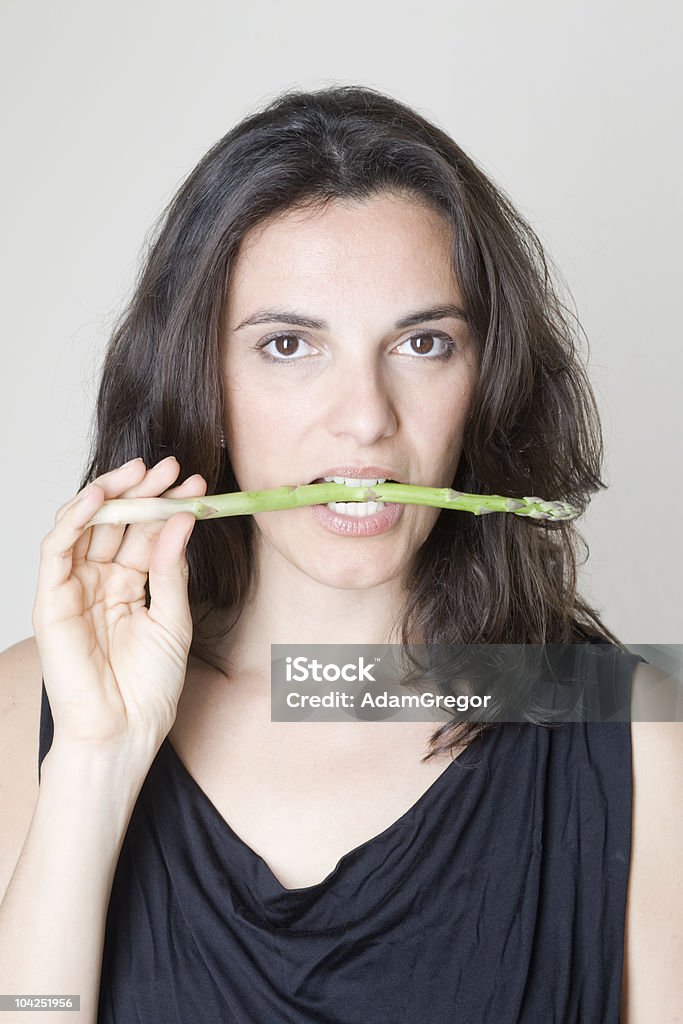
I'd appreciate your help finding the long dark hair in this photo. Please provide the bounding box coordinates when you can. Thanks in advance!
[80,85,626,760]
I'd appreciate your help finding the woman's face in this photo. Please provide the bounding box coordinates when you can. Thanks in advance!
[221,192,479,590]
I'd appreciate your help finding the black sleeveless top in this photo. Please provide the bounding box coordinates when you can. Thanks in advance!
[37,639,646,1023]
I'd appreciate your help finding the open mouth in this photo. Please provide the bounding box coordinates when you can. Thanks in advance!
[308,478,400,485]
[308,479,400,518]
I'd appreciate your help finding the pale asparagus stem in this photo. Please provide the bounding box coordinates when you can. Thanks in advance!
[85,483,580,527]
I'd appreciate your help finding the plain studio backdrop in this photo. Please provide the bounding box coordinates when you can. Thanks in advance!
[0,0,680,656]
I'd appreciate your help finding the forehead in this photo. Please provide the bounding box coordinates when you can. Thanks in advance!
[226,193,460,309]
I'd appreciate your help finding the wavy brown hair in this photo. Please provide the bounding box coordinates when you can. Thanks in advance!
[79,85,627,761]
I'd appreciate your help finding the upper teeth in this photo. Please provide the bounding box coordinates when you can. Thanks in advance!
[323,476,386,486]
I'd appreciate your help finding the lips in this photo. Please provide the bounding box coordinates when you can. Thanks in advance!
[309,477,400,484]
[306,467,404,484]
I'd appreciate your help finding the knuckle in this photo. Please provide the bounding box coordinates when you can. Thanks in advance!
[41,524,62,548]
[55,499,77,524]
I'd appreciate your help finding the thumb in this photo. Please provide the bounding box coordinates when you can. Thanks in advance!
[146,513,195,637]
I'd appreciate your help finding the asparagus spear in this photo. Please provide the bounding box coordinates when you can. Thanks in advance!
[85,482,580,527]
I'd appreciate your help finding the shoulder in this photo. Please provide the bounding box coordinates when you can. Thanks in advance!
[621,660,683,1021]
[0,636,43,903]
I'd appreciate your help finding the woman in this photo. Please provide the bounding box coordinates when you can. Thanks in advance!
[0,85,679,1022]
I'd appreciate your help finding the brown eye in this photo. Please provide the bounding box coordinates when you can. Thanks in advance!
[396,332,456,362]
[272,335,301,357]
[411,334,436,355]
[255,333,315,362]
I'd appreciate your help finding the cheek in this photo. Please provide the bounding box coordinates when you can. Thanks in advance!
[415,390,469,442]
[224,390,293,484]
[440,380,474,433]
[224,376,266,433]
[227,366,299,419]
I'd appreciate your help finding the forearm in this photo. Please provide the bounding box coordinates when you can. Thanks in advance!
[0,743,148,1024]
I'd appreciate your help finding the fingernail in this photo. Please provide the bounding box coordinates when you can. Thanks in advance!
[122,457,143,468]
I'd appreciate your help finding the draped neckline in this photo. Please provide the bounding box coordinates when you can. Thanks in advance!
[160,725,493,898]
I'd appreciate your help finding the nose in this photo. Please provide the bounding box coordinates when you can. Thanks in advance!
[324,351,399,445]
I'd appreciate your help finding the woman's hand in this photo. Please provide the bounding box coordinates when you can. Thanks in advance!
[32,457,207,760]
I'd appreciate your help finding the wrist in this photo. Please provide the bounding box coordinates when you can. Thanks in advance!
[40,736,156,817]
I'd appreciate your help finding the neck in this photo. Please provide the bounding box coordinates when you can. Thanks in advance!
[195,540,412,685]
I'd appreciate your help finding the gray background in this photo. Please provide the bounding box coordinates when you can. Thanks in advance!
[1,0,681,651]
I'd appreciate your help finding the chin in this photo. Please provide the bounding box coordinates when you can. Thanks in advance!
[311,556,403,591]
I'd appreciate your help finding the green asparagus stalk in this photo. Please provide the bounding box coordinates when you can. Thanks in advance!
[85,482,580,527]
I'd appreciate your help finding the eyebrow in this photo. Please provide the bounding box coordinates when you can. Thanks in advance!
[233,303,469,332]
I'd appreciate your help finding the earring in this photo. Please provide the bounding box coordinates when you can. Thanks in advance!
[219,427,226,449]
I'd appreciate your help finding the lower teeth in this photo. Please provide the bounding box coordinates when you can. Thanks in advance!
[326,501,386,516]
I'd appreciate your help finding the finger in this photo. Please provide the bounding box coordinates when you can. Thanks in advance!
[36,484,106,598]
[80,456,183,564]
[146,511,197,638]
[112,473,207,573]
[63,458,150,563]
[56,458,148,524]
